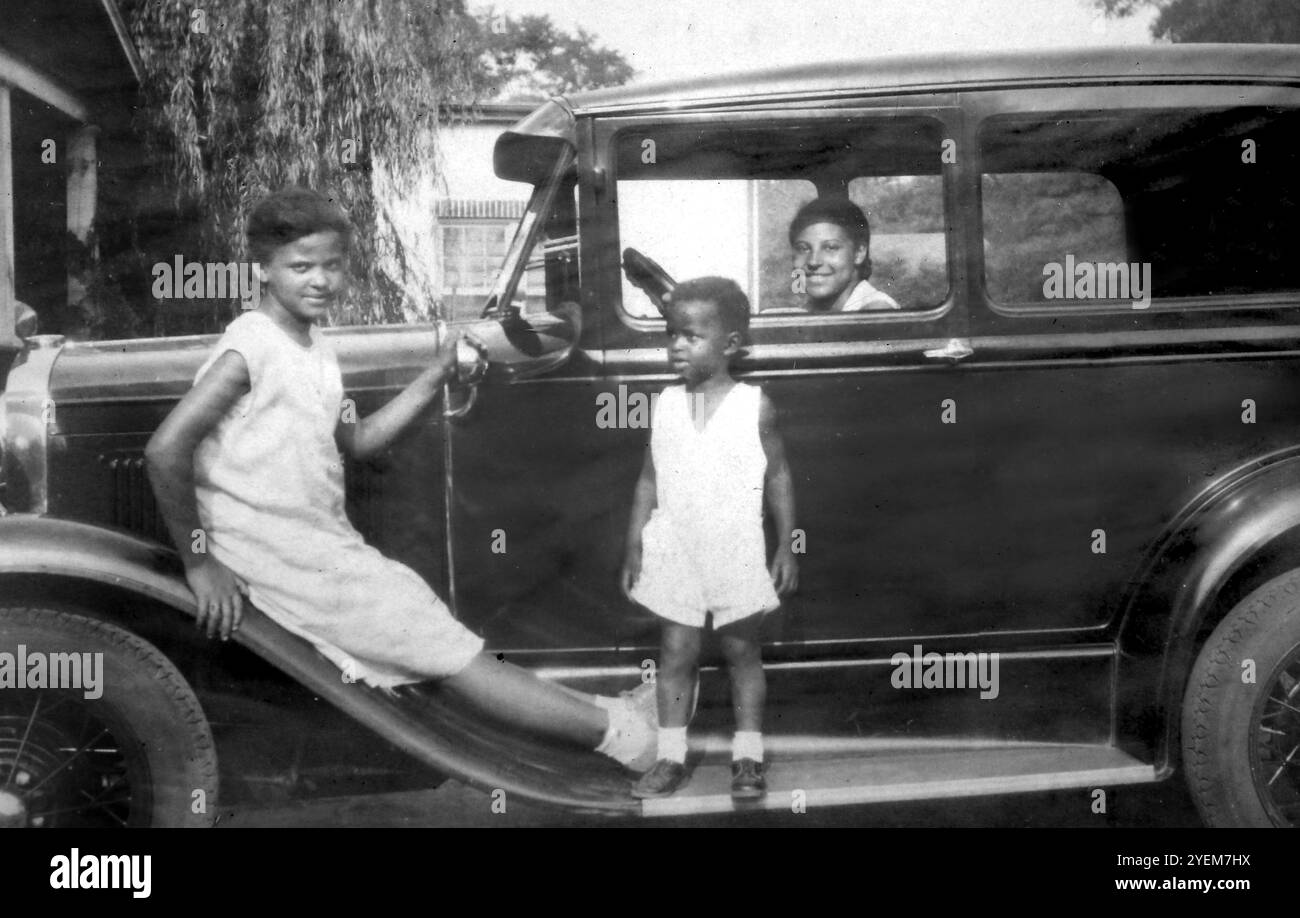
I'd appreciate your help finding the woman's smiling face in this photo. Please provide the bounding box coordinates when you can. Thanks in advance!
[792,221,867,310]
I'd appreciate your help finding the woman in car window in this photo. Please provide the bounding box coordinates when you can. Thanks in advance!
[788,197,900,312]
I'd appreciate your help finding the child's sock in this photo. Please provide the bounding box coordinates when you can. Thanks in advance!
[657,726,689,764]
[732,730,764,763]
[596,697,655,770]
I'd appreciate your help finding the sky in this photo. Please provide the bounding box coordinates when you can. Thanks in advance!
[479,0,1160,86]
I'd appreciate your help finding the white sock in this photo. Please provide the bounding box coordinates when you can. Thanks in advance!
[657,726,688,764]
[596,697,654,769]
[732,730,764,762]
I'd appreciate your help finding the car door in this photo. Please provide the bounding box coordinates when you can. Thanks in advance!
[582,100,1037,733]
[962,84,1300,636]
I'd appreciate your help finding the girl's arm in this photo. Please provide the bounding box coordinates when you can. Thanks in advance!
[759,392,799,597]
[619,445,657,597]
[335,332,459,461]
[144,350,252,640]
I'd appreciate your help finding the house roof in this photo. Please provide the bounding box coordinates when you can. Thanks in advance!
[0,0,140,109]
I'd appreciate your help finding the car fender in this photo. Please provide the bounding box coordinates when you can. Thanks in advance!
[1116,449,1300,771]
[0,514,636,814]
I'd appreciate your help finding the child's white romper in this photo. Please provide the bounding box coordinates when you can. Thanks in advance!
[192,311,484,688]
[630,382,780,629]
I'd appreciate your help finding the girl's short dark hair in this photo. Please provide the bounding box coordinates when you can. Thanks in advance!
[788,196,874,280]
[669,276,752,340]
[246,187,353,264]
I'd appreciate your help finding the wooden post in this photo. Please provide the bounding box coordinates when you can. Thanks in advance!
[0,83,18,349]
[67,124,99,325]
[67,125,98,243]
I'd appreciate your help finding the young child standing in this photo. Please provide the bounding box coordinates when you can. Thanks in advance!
[620,277,799,800]
[146,187,654,772]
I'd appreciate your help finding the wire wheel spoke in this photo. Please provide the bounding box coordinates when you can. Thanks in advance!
[1267,743,1300,787]
[1253,654,1300,825]
[23,728,112,797]
[2,695,43,790]
[31,794,133,821]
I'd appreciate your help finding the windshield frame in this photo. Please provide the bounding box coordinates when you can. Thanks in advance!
[482,146,576,317]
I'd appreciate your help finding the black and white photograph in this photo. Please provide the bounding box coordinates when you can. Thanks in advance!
[0,0,1296,872]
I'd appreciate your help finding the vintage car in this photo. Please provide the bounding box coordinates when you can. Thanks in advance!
[2,44,1299,828]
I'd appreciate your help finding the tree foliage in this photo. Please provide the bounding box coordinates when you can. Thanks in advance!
[124,0,486,324]
[475,8,636,98]
[120,1,634,329]
[1094,0,1300,42]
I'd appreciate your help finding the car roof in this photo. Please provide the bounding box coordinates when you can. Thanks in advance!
[564,44,1300,114]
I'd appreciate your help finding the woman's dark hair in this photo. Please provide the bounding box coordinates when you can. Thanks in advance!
[246,187,353,265]
[788,196,873,280]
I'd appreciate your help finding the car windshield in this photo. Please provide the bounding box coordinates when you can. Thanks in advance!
[483,147,579,319]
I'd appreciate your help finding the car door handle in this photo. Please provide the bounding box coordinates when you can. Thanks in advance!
[441,329,488,420]
[923,338,974,362]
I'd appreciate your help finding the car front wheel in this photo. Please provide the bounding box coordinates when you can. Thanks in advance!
[1182,570,1300,827]
[0,606,218,827]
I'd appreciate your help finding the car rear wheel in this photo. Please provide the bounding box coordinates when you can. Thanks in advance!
[0,606,218,827]
[1182,571,1300,827]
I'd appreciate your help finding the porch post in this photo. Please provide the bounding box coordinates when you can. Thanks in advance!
[0,83,17,348]
[67,124,99,322]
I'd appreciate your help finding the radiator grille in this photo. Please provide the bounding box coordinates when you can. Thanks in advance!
[101,454,170,544]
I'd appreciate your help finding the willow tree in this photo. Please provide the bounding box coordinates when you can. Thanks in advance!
[125,0,486,325]
[1093,0,1300,42]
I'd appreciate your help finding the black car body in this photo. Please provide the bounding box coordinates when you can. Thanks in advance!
[2,44,1299,826]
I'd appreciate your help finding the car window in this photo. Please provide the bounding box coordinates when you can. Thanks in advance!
[613,117,949,320]
[980,107,1300,310]
[848,176,948,311]
[982,172,1127,304]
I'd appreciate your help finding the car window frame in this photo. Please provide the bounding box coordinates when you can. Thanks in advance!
[965,83,1300,325]
[588,100,964,345]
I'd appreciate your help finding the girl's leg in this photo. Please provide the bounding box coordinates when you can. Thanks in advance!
[658,621,702,728]
[442,653,607,747]
[718,614,765,734]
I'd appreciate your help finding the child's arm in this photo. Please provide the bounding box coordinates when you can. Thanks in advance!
[335,331,460,461]
[145,351,252,641]
[759,392,799,597]
[619,445,657,597]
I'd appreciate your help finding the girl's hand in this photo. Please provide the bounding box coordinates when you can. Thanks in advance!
[770,545,799,598]
[432,329,461,379]
[185,558,246,641]
[619,544,642,598]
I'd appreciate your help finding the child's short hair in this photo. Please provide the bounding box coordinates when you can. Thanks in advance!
[669,276,751,340]
[246,187,353,264]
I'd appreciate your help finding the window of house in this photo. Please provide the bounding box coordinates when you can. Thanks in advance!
[441,221,513,294]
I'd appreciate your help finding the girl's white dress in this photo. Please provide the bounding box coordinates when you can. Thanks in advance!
[192,311,484,688]
[630,382,781,629]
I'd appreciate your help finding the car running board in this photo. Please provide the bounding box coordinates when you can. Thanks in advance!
[639,738,1157,818]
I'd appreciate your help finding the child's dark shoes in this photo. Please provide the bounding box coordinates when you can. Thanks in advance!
[730,758,767,801]
[631,759,688,798]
